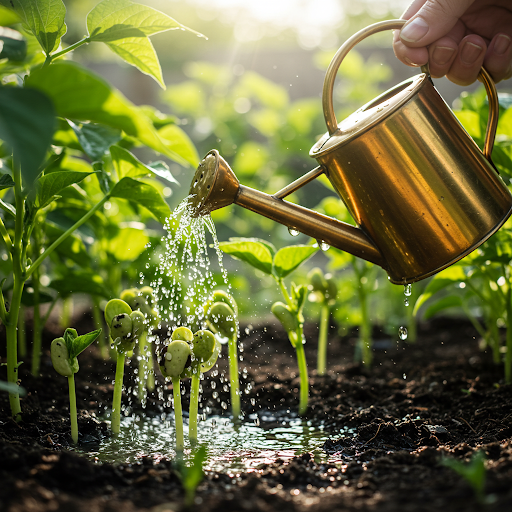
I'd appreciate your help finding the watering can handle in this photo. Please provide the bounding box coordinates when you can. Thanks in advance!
[322,19,499,161]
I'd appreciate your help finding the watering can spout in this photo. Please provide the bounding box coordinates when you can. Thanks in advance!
[188,150,387,269]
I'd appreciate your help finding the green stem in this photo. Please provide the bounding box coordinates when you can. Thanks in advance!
[25,194,110,280]
[6,159,25,420]
[31,225,42,375]
[111,351,126,434]
[277,278,293,308]
[295,326,309,415]
[17,304,26,358]
[68,374,78,444]
[317,304,329,375]
[172,376,184,451]
[137,331,149,404]
[189,372,200,441]
[60,296,73,330]
[228,335,241,419]
[45,37,90,64]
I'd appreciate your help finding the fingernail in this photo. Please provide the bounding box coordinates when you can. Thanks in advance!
[460,41,484,65]
[400,18,429,43]
[494,34,511,55]
[432,46,455,66]
[405,57,420,67]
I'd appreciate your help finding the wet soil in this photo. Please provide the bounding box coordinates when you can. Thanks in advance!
[1,314,512,512]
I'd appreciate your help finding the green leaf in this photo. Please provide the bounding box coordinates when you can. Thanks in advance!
[0,0,66,55]
[68,121,122,161]
[218,239,274,275]
[273,245,318,279]
[110,176,171,224]
[0,173,14,190]
[0,380,26,396]
[148,161,179,186]
[0,87,55,188]
[423,295,463,320]
[25,62,185,164]
[69,329,102,359]
[413,265,467,315]
[0,27,26,61]
[110,144,153,179]
[0,197,15,217]
[158,124,199,167]
[20,287,54,306]
[106,225,149,261]
[35,171,94,209]
[87,0,202,88]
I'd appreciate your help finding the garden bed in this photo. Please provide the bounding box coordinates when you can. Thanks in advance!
[1,314,512,512]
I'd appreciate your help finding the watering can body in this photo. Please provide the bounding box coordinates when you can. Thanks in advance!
[189,20,512,285]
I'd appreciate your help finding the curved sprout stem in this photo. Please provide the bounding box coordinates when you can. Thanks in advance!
[228,336,241,420]
[111,351,126,434]
[68,375,78,444]
[295,337,309,416]
[137,331,149,404]
[189,372,200,441]
[172,376,184,451]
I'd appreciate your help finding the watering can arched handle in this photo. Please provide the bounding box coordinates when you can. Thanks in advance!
[322,19,499,162]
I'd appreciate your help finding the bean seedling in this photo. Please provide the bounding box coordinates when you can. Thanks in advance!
[50,328,102,443]
[104,298,145,434]
[205,290,241,419]
[307,267,338,375]
[219,239,317,414]
[159,327,219,449]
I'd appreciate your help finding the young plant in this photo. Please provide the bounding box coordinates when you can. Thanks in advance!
[120,286,159,403]
[441,451,487,504]
[0,0,200,420]
[307,267,338,375]
[158,327,219,449]
[205,290,241,419]
[50,328,102,444]
[104,299,145,434]
[176,444,208,509]
[219,239,318,415]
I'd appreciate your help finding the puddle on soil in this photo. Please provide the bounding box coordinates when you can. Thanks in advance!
[77,411,332,473]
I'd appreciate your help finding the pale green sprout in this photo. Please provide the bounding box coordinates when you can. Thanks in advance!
[159,327,219,450]
[104,298,145,434]
[120,286,159,403]
[308,267,338,375]
[50,328,102,444]
[205,290,240,420]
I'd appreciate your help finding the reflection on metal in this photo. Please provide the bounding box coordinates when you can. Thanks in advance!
[189,19,512,285]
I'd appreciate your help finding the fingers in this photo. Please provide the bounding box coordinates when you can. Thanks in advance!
[484,33,512,82]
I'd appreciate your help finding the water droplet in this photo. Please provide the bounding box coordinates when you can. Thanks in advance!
[404,297,409,307]
[404,284,412,296]
[288,227,300,237]
[398,326,408,340]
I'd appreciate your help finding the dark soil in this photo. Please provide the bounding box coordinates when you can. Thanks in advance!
[1,314,512,512]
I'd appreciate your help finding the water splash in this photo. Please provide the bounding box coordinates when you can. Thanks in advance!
[398,326,408,340]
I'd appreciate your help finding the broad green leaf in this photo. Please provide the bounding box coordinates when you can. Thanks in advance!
[413,265,467,315]
[273,245,318,279]
[158,124,199,167]
[53,118,81,150]
[110,176,171,224]
[0,0,66,55]
[454,110,481,139]
[110,144,154,179]
[20,287,54,306]
[68,121,121,161]
[218,239,273,275]
[69,329,102,359]
[148,161,179,186]
[35,170,94,209]
[423,295,463,320]
[0,27,26,61]
[0,173,14,190]
[0,87,55,188]
[87,0,202,88]
[106,225,149,261]
[0,5,20,25]
[25,62,187,164]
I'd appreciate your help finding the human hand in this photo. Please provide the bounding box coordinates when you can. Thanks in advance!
[393,0,512,85]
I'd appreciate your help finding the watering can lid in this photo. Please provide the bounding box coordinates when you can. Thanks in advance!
[310,73,429,157]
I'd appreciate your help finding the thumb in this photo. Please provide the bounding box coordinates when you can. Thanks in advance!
[400,0,475,46]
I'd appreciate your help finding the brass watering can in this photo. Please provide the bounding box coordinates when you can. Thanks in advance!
[189,20,512,285]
